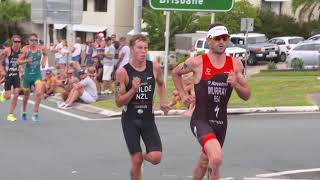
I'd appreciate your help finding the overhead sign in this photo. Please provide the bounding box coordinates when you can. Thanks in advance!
[149,0,234,12]
[31,0,83,24]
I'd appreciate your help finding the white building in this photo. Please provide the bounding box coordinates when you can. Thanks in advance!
[20,0,134,44]
[54,0,134,43]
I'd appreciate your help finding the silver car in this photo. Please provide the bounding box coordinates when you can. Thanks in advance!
[287,40,320,69]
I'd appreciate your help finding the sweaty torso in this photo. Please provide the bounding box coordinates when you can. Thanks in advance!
[25,47,42,77]
[123,61,155,119]
[6,48,21,78]
[192,54,234,124]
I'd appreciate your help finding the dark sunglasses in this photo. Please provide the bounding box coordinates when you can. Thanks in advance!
[14,40,21,43]
[208,35,229,41]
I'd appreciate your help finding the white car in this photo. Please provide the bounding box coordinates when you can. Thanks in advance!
[195,38,248,59]
[287,40,320,69]
[268,36,304,62]
[307,34,320,41]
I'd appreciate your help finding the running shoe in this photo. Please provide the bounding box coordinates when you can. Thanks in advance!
[7,114,17,122]
[32,113,40,122]
[21,112,27,121]
[57,101,66,108]
[60,104,72,110]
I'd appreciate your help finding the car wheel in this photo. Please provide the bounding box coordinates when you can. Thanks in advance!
[247,53,256,65]
[279,52,286,62]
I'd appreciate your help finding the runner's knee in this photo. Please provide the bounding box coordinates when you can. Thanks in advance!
[146,151,162,165]
[131,153,143,167]
[208,155,222,169]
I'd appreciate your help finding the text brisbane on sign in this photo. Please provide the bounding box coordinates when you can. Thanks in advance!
[159,0,204,5]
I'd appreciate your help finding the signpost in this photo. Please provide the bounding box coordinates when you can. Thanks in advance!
[149,0,234,12]
[149,0,235,86]
[241,18,254,77]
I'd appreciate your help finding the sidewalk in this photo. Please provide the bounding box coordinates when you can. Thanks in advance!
[48,94,320,118]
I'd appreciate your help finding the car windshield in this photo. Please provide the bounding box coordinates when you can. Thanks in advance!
[288,38,304,44]
[247,36,267,44]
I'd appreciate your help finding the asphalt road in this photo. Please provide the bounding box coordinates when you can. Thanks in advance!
[0,100,320,180]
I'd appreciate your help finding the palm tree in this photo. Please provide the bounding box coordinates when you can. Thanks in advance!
[292,0,320,22]
[142,8,199,50]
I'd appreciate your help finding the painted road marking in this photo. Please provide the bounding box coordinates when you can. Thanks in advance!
[256,168,320,178]
[244,112,320,116]
[244,178,310,180]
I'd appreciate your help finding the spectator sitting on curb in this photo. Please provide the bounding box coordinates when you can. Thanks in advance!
[57,69,98,109]
[58,69,79,101]
[43,69,58,99]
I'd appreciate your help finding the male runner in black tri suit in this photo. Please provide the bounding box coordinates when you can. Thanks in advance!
[172,23,251,180]
[115,34,170,180]
[0,35,22,121]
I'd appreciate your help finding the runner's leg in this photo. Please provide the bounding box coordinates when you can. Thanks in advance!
[34,81,44,113]
[9,88,20,114]
[204,139,222,180]
[130,152,143,180]
[192,152,208,180]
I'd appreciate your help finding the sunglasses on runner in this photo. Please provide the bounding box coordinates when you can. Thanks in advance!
[208,34,229,41]
[13,40,21,43]
[29,39,38,42]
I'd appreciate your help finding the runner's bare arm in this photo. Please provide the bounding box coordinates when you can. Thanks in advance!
[233,58,250,101]
[114,68,136,107]
[41,46,48,68]
[153,61,170,114]
[0,48,8,62]
[17,47,29,65]
[171,57,198,98]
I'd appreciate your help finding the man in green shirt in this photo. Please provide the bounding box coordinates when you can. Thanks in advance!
[18,33,48,121]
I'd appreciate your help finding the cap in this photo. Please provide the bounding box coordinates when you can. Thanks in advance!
[79,69,86,75]
[46,69,52,75]
[207,26,229,39]
[97,32,104,38]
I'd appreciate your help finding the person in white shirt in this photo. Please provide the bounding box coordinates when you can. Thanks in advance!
[116,37,130,68]
[101,37,115,94]
[57,69,98,109]
[71,37,82,70]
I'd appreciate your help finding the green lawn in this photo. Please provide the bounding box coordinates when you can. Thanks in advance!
[94,71,320,111]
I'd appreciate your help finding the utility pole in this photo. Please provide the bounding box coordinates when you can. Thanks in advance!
[133,0,142,34]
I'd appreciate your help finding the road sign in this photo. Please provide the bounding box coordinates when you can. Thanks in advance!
[241,18,254,32]
[31,0,82,24]
[149,0,234,12]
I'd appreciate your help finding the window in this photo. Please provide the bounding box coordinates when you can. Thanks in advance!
[196,41,203,48]
[276,39,285,45]
[95,0,108,12]
[76,31,86,44]
[289,38,304,44]
[83,0,87,11]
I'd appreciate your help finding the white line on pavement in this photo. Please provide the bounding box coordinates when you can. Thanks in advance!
[244,178,310,180]
[243,112,320,116]
[256,168,320,178]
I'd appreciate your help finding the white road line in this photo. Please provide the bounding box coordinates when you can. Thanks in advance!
[256,168,320,178]
[243,112,320,116]
[244,178,310,180]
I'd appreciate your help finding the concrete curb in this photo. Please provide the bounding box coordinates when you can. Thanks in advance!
[47,95,320,117]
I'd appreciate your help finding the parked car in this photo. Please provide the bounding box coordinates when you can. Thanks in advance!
[268,36,304,62]
[195,38,248,58]
[229,33,279,65]
[286,40,320,69]
[307,34,320,41]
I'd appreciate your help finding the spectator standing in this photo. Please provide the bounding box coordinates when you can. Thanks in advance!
[117,37,130,68]
[71,37,82,70]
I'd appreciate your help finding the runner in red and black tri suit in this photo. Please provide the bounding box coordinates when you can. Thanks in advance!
[172,23,251,180]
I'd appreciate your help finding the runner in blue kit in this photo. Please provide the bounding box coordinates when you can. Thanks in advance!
[0,35,22,121]
[115,34,170,180]
[18,33,48,122]
[172,23,251,180]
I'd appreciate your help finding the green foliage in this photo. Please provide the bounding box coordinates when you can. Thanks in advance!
[256,10,304,38]
[267,61,277,70]
[215,0,261,34]
[291,58,304,69]
[197,50,205,56]
[0,0,30,43]
[142,8,199,50]
[176,54,189,65]
[197,16,211,31]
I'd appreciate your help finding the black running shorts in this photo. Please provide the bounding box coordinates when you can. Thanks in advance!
[4,76,20,91]
[121,113,162,154]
